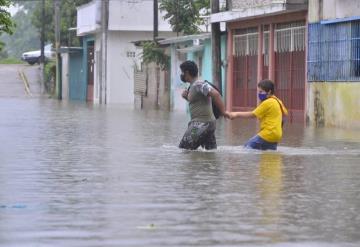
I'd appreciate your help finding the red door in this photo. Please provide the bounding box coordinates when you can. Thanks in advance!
[87,44,95,102]
[275,22,306,122]
[232,29,259,110]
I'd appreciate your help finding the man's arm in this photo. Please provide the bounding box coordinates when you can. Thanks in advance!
[208,89,226,116]
[182,89,189,101]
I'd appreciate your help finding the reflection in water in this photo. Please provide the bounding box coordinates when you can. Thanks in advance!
[257,153,284,243]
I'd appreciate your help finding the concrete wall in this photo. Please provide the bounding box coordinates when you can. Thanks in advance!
[77,0,101,36]
[307,83,360,129]
[158,70,171,111]
[307,0,360,129]
[141,64,170,111]
[108,0,172,32]
[308,0,321,23]
[106,31,144,106]
[232,0,281,9]
[213,0,307,24]
[61,53,69,100]
[106,31,175,106]
[309,0,360,23]
[231,0,308,10]
[323,0,360,21]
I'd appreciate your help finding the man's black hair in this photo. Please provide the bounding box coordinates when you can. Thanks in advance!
[258,79,275,94]
[180,60,198,77]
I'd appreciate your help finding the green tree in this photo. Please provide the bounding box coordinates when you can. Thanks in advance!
[1,7,40,58]
[15,0,91,47]
[141,41,170,70]
[159,0,210,35]
[0,47,8,59]
[0,0,15,51]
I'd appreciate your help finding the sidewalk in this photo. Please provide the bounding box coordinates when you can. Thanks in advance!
[0,64,42,98]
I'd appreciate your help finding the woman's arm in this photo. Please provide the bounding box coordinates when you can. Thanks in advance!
[227,111,255,119]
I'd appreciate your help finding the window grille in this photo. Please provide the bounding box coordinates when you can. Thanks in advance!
[263,30,270,66]
[262,25,270,77]
[127,51,136,58]
[233,27,258,56]
[351,21,360,77]
[275,21,305,53]
[308,21,360,81]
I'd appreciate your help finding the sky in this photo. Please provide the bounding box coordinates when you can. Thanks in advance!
[7,4,20,16]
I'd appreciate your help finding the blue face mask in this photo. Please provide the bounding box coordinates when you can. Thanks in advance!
[258,92,268,101]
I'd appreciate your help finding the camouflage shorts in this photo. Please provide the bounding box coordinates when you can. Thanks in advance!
[179,121,217,150]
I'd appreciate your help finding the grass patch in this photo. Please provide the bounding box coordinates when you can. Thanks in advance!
[0,58,25,64]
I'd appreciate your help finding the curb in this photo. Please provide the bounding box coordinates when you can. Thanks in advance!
[18,69,32,96]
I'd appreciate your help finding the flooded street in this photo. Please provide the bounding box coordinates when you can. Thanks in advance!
[1,66,360,246]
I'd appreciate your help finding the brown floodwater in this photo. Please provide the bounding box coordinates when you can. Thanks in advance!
[0,98,359,247]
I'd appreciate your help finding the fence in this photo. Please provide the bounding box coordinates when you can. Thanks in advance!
[308,21,360,82]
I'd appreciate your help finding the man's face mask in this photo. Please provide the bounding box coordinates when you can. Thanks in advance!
[180,73,186,83]
[258,92,268,101]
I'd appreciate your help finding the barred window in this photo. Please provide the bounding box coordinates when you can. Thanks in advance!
[275,21,305,53]
[263,29,270,66]
[308,21,360,81]
[233,27,258,56]
[127,51,136,58]
[351,21,360,77]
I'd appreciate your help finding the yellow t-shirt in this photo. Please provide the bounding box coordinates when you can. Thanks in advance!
[252,96,288,143]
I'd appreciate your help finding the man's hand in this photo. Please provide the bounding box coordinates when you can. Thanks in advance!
[223,111,232,119]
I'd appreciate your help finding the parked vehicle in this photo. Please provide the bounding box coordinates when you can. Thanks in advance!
[21,44,55,65]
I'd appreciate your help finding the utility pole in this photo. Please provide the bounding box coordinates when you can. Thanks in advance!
[100,0,109,104]
[40,0,45,93]
[40,0,45,64]
[54,0,61,99]
[226,0,231,10]
[211,0,222,93]
[175,0,179,36]
[154,0,158,41]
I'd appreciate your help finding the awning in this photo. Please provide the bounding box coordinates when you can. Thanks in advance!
[176,45,205,53]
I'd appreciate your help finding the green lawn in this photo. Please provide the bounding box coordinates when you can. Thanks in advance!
[0,58,25,64]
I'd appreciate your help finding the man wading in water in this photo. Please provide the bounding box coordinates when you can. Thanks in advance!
[178,60,228,150]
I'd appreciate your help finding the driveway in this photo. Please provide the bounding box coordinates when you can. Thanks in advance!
[0,64,43,98]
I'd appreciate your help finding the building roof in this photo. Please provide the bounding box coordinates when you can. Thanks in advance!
[158,33,211,45]
[176,45,205,53]
[211,2,307,23]
[58,47,83,54]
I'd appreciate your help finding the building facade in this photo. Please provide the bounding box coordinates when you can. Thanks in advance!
[307,0,360,128]
[76,0,175,106]
[212,0,308,122]
[159,33,227,112]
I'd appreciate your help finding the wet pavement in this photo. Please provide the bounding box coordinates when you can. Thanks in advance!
[0,64,42,98]
[0,64,360,246]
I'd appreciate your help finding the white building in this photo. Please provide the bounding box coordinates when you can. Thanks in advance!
[76,0,175,106]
